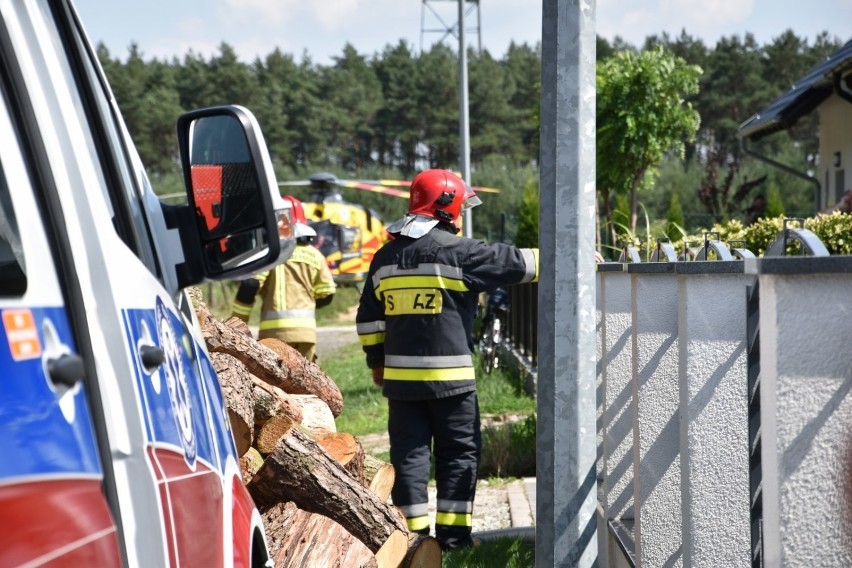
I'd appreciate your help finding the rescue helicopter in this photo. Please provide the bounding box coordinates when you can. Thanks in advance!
[278,172,499,287]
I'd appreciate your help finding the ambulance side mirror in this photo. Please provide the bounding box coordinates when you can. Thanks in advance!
[174,105,294,286]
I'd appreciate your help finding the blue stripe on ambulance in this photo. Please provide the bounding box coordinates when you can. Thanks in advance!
[122,300,219,471]
[0,307,102,478]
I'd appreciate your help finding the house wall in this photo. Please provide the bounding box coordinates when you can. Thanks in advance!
[818,94,852,209]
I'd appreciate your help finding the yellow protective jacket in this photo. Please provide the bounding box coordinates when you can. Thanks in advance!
[232,244,336,344]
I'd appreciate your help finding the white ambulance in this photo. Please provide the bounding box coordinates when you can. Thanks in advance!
[0,0,292,566]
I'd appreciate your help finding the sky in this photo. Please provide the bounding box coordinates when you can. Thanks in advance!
[73,0,851,65]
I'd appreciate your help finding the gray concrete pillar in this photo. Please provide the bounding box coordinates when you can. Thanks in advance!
[630,264,682,567]
[676,263,751,566]
[599,265,635,564]
[750,258,852,566]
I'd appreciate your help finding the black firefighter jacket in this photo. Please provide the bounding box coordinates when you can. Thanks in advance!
[356,224,539,400]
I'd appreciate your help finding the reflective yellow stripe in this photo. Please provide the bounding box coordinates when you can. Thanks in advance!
[315,283,336,295]
[259,318,316,329]
[358,332,385,346]
[231,302,252,317]
[374,275,467,300]
[435,512,472,527]
[276,266,286,310]
[531,248,540,283]
[384,367,475,381]
[406,516,431,531]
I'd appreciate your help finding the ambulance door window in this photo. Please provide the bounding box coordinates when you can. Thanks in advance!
[0,172,26,296]
[46,0,160,277]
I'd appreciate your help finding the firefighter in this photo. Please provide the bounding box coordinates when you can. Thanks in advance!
[232,195,336,362]
[356,169,539,550]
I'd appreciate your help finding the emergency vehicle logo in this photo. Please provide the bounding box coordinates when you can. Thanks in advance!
[156,297,197,469]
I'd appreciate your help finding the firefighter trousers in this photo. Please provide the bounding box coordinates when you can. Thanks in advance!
[387,391,481,550]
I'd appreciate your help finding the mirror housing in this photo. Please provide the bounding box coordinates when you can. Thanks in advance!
[170,105,295,288]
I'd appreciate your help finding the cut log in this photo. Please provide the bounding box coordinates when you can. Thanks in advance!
[257,501,301,560]
[247,423,412,559]
[258,337,344,416]
[209,352,254,457]
[364,454,396,500]
[250,376,303,425]
[290,394,337,434]
[192,297,344,416]
[262,503,377,568]
[403,534,443,568]
[315,432,366,485]
[239,446,264,485]
[254,414,298,457]
[374,530,408,568]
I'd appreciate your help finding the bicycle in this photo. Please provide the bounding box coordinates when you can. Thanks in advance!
[478,289,509,375]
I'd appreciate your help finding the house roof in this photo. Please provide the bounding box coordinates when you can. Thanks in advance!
[738,38,852,141]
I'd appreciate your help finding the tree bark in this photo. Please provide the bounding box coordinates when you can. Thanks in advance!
[261,502,377,568]
[209,352,254,457]
[251,375,303,425]
[248,424,409,555]
[192,297,344,416]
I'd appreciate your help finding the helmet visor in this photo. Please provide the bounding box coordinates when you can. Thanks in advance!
[462,185,482,211]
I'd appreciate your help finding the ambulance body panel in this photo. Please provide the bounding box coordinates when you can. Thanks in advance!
[0,0,284,565]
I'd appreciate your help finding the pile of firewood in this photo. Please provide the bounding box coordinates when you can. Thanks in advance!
[187,288,441,568]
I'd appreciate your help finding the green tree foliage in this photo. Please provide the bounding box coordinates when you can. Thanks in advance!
[514,175,540,248]
[373,41,421,172]
[91,29,842,242]
[666,192,686,243]
[596,46,702,241]
[766,181,786,218]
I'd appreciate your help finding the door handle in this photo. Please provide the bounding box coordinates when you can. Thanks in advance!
[47,353,85,387]
[140,344,165,371]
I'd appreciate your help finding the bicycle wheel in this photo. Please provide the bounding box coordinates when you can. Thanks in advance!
[480,318,499,374]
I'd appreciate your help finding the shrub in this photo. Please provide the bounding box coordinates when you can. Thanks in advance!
[806,212,852,255]
[479,414,536,478]
[666,212,852,258]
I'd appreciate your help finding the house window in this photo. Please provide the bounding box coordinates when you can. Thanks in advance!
[836,169,846,204]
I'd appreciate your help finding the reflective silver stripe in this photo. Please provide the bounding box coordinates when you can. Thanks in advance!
[520,248,537,283]
[397,503,430,517]
[436,499,473,513]
[384,354,473,368]
[356,320,386,334]
[262,309,315,319]
[372,263,464,289]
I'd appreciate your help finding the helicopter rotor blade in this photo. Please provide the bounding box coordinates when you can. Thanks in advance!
[340,180,410,198]
[277,180,314,187]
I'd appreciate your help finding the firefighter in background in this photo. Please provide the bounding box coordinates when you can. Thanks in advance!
[356,169,539,550]
[232,196,336,362]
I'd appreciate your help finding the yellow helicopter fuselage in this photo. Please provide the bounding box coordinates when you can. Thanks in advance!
[303,200,388,286]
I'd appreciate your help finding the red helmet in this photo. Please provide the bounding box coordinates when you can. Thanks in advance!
[408,169,479,228]
[282,195,316,240]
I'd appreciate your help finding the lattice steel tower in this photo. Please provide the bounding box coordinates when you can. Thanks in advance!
[420,0,481,53]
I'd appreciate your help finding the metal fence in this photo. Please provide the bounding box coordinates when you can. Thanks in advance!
[506,282,538,368]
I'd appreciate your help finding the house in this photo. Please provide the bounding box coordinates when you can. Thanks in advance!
[738,38,852,211]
